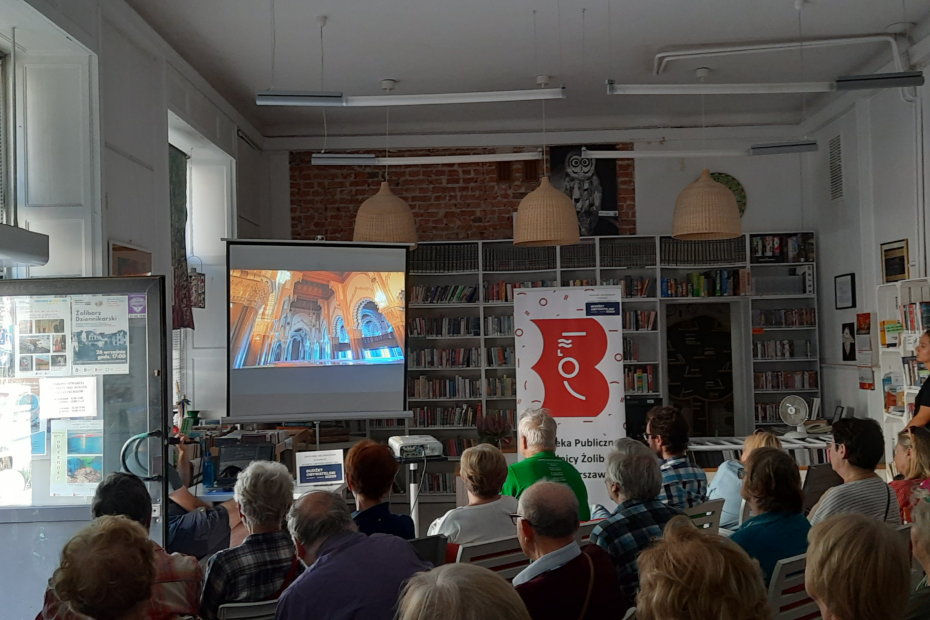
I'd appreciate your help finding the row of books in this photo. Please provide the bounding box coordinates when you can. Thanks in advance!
[443,438,478,458]
[408,348,483,369]
[902,356,929,388]
[618,276,654,298]
[483,246,556,272]
[601,240,657,268]
[408,317,481,338]
[660,269,752,298]
[486,375,516,397]
[752,308,817,328]
[754,402,786,423]
[486,347,515,367]
[749,233,815,264]
[485,316,515,336]
[660,236,747,266]
[487,409,516,426]
[752,340,813,360]
[753,371,819,391]
[423,473,457,494]
[483,280,557,303]
[899,301,930,332]
[410,285,479,305]
[624,366,657,394]
[624,310,657,332]
[408,376,482,399]
[622,338,642,362]
[410,244,479,273]
[564,279,597,287]
[411,405,480,428]
[560,243,597,269]
[367,418,407,429]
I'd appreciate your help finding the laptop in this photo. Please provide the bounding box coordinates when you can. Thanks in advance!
[213,444,275,488]
[802,463,844,515]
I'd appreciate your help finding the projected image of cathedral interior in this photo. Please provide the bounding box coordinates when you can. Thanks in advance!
[229,270,405,369]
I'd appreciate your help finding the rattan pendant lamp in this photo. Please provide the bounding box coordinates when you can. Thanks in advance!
[353,81,418,245]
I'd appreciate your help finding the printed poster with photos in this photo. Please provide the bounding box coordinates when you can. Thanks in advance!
[14,296,72,378]
[71,295,129,376]
[50,418,103,496]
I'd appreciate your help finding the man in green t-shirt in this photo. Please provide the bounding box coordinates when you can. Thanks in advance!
[502,408,590,521]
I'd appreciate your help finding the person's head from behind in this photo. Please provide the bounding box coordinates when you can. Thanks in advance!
[234,460,294,533]
[829,417,884,476]
[518,408,557,457]
[740,447,803,515]
[605,451,662,505]
[645,406,690,458]
[515,481,579,560]
[459,443,508,501]
[398,563,531,620]
[894,427,930,480]
[92,472,152,530]
[636,516,770,620]
[52,515,155,620]
[741,430,782,464]
[344,439,399,503]
[288,491,356,565]
[806,513,909,620]
[911,487,930,570]
[613,436,655,458]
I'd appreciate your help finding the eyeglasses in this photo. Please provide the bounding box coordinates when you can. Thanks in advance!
[509,514,532,527]
[737,467,746,480]
[642,433,657,441]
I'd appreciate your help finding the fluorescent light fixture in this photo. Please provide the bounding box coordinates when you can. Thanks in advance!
[606,80,834,95]
[256,91,345,106]
[312,151,543,166]
[835,71,925,91]
[258,88,564,108]
[582,148,746,159]
[749,140,819,156]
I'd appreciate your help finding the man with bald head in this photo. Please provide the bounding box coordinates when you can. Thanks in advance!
[276,491,431,620]
[512,482,624,620]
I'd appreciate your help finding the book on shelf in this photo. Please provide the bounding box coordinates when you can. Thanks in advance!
[560,243,597,269]
[898,301,930,332]
[753,371,819,391]
[412,404,481,428]
[486,409,516,427]
[408,316,481,338]
[618,276,653,298]
[423,472,457,494]
[624,365,655,394]
[660,269,751,298]
[485,375,516,398]
[408,375,481,399]
[485,347,515,367]
[442,438,478,458]
[751,308,817,328]
[753,339,813,360]
[600,240,657,268]
[483,245,556,271]
[368,418,406,429]
[484,316,514,336]
[410,285,478,305]
[624,310,657,332]
[754,402,787,423]
[563,278,598,287]
[622,338,640,362]
[483,280,558,303]
[408,348,482,369]
[901,356,929,389]
[749,233,815,264]
[410,243,480,273]
[660,236,747,266]
[880,320,903,347]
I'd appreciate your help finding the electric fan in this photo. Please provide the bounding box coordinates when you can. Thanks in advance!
[779,395,810,439]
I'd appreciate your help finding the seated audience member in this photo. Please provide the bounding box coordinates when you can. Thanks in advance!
[809,418,900,525]
[277,491,432,620]
[513,482,624,620]
[428,444,518,543]
[645,406,707,509]
[590,451,682,604]
[50,515,156,620]
[398,564,531,620]
[591,438,656,520]
[634,517,769,620]
[167,434,243,559]
[707,430,782,530]
[200,461,301,620]
[806,513,910,620]
[345,439,415,540]
[503,408,590,521]
[905,486,930,620]
[730,447,810,584]
[38,472,202,620]
[891,427,930,522]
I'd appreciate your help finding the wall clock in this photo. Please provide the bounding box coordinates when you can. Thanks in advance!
[711,172,747,217]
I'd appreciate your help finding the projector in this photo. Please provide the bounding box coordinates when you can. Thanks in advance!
[388,435,444,459]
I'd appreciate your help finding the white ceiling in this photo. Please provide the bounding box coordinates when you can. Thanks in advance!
[125,0,930,137]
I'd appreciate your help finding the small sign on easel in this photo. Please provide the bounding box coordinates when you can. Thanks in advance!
[296,449,344,485]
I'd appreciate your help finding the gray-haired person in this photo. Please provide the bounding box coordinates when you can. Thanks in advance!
[277,491,431,620]
[589,452,682,608]
[591,439,660,519]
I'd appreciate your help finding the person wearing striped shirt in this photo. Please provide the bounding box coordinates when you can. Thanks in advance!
[645,406,707,510]
[809,417,901,525]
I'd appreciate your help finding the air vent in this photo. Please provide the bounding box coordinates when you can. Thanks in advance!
[829,135,843,201]
[496,161,513,183]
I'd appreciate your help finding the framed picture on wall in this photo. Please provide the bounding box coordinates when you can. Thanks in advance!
[549,144,619,237]
[834,273,856,310]
[881,239,910,283]
[109,241,153,277]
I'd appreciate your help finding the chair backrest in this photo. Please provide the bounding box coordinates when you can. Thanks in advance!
[738,498,752,526]
[217,599,279,620]
[409,534,449,566]
[802,464,843,515]
[575,520,601,547]
[456,535,530,581]
[767,553,820,620]
[683,498,725,531]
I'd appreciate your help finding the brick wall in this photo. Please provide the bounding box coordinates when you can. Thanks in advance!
[290,144,635,241]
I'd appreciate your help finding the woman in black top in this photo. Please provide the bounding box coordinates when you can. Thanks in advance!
[909,331,930,429]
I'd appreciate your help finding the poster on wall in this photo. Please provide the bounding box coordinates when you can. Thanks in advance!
[71,296,129,376]
[39,377,97,419]
[881,239,910,284]
[50,418,103,496]
[514,287,625,508]
[13,297,72,378]
[549,145,619,237]
[841,323,856,362]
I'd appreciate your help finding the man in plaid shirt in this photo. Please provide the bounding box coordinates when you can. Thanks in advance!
[590,450,682,605]
[645,406,707,509]
[37,473,202,620]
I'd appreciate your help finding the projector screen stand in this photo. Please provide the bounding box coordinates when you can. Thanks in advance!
[409,461,420,538]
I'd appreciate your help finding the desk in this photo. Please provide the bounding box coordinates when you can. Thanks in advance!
[191,481,347,503]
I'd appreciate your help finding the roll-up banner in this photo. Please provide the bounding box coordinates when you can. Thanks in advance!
[515,288,626,507]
